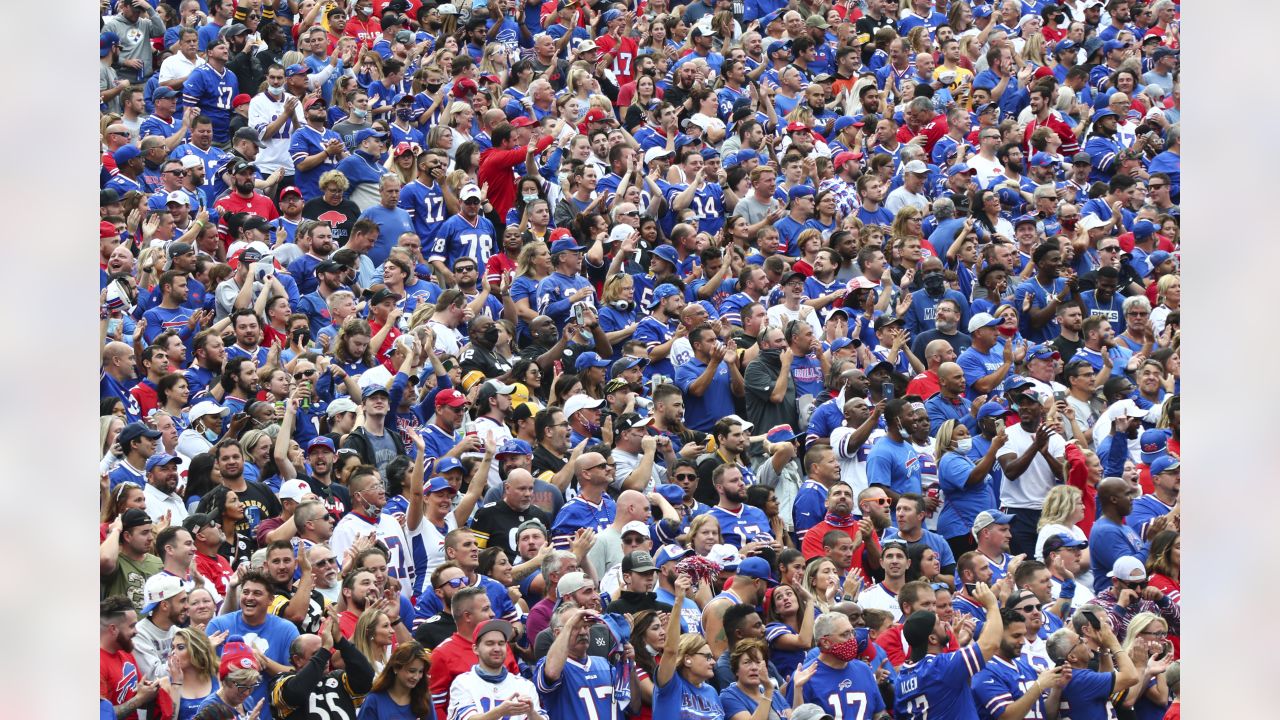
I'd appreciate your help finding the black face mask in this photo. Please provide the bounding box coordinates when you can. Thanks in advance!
[425,82,442,93]
[923,272,946,298]
[480,325,500,346]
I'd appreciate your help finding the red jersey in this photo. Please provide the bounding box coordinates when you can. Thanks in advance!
[876,623,958,667]
[484,252,517,289]
[1022,110,1080,158]
[1063,442,1096,536]
[428,632,521,720]
[129,380,159,423]
[262,325,290,350]
[1116,231,1175,254]
[195,551,233,597]
[214,191,280,222]
[344,16,383,50]
[905,370,941,400]
[102,648,173,720]
[596,33,640,87]
[898,114,949,156]
[367,319,402,363]
[800,518,881,578]
[477,135,555,221]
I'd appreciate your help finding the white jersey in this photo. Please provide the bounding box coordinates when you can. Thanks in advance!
[471,415,514,491]
[448,667,548,720]
[331,510,413,598]
[830,425,885,496]
[408,512,459,582]
[858,582,903,621]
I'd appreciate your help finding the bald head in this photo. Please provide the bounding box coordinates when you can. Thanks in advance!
[1097,477,1128,502]
[925,339,954,367]
[506,468,534,486]
[938,362,963,382]
[617,490,649,521]
[106,123,129,137]
[103,341,133,364]
[575,452,605,476]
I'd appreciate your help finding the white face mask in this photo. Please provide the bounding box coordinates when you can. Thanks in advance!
[955,438,973,453]
[267,85,284,98]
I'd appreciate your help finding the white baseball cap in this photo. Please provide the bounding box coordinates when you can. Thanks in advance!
[1107,556,1147,582]
[278,479,312,503]
[189,400,230,422]
[564,394,604,418]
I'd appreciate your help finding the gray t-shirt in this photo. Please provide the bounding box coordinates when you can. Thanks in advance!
[732,193,777,225]
[365,427,399,476]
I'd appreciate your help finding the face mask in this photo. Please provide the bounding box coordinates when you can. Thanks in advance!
[585,418,601,434]
[351,108,368,120]
[202,428,219,442]
[357,6,372,16]
[955,438,973,453]
[610,300,633,312]
[923,272,946,297]
[267,85,284,98]
[481,325,500,346]
[827,638,862,662]
[644,643,659,656]
[396,108,412,121]
[522,193,539,204]
[425,82,442,94]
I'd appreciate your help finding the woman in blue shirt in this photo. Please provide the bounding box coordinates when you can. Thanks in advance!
[171,628,220,720]
[357,642,431,720]
[597,273,639,359]
[719,638,791,720]
[761,585,813,682]
[653,577,725,720]
[935,419,1006,559]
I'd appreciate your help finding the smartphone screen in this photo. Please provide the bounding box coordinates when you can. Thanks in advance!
[882,382,896,400]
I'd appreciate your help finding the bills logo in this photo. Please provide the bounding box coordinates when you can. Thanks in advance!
[115,661,139,702]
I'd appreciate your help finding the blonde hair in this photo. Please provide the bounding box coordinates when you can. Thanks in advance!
[1156,274,1179,305]
[687,514,721,547]
[603,273,634,304]
[516,241,549,277]
[673,633,709,672]
[1021,33,1048,66]
[319,169,349,192]
[1037,485,1083,530]
[354,608,392,668]
[1121,612,1167,651]
[934,419,962,462]
[174,627,219,679]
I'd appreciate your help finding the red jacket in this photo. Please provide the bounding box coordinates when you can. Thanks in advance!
[428,632,521,720]
[905,370,941,399]
[876,622,958,667]
[1022,110,1080,158]
[800,518,881,579]
[477,135,555,221]
[1063,442,1096,536]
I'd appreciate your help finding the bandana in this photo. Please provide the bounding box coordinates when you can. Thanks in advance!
[824,512,856,528]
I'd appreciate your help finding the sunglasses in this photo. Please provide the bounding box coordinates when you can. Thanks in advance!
[674,473,697,481]
[864,498,892,506]
[230,681,260,692]
[314,556,338,566]
[166,169,188,176]
[294,370,316,380]
[582,462,608,472]
[463,198,482,205]
[436,576,468,589]
[1099,246,1121,252]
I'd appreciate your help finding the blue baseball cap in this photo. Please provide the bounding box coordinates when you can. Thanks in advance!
[1091,108,1119,124]
[976,102,998,116]
[1139,428,1170,464]
[100,31,120,57]
[284,63,310,77]
[655,483,685,506]
[830,337,856,353]
[973,4,992,18]
[766,425,797,443]
[1054,40,1078,55]
[118,421,162,447]
[738,556,779,586]
[306,436,336,453]
[700,146,720,160]
[550,237,586,254]
[1044,533,1088,553]
[1013,213,1038,227]
[600,8,622,23]
[1029,152,1055,168]
[390,92,414,105]
[832,116,858,135]
[651,245,680,266]
[1132,219,1158,239]
[674,134,697,149]
[145,454,181,472]
[767,39,790,56]
[113,145,141,165]
[436,457,464,474]
[153,86,179,100]
[788,184,815,203]
[352,128,387,145]
[495,439,532,457]
[976,401,1010,421]
[423,476,457,495]
[946,163,976,177]
[1149,455,1180,475]
[1102,39,1131,54]
[654,543,693,567]
[649,283,681,309]
[1147,250,1173,270]
[575,351,612,372]
[722,152,742,169]
[610,355,648,379]
[997,187,1022,206]
[1027,343,1060,361]
[736,149,760,165]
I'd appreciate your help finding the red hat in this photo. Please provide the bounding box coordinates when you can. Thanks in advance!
[549,227,574,242]
[231,93,252,108]
[509,116,536,128]
[435,388,468,408]
[479,74,501,84]
[279,186,303,199]
[785,121,811,133]
[584,108,608,123]
[1033,66,1055,79]
[452,78,478,97]
[218,637,260,678]
[833,151,863,169]
[393,141,415,156]
[100,220,120,239]
[303,95,326,109]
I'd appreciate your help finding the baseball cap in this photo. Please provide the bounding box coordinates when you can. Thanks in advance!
[1102,39,1130,54]
[1132,219,1159,239]
[584,107,608,124]
[233,127,266,149]
[326,397,358,417]
[616,413,653,432]
[306,436,336,454]
[1107,556,1148,581]
[121,508,152,530]
[1114,399,1149,418]
[1071,151,1093,165]
[118,421,162,447]
[145,454,181,473]
[509,115,536,128]
[610,355,647,379]
[231,93,252,109]
[902,610,939,652]
[220,23,249,38]
[833,151,862,170]
[1054,40,1078,55]
[738,556,779,586]
[359,378,390,398]
[1043,533,1088,555]
[1027,343,1060,361]
[648,283,681,309]
[574,352,612,372]
[766,425,797,443]
[655,484,685,506]
[903,159,930,175]
[353,128,388,146]
[644,146,674,164]
[284,63,310,77]
[436,457,464,475]
[550,237,586,255]
[946,163,976,177]
[1149,455,1180,475]
[163,191,192,208]
[113,145,141,165]
[654,543,693,567]
[472,619,515,645]
[873,314,904,331]
[100,31,120,57]
[967,312,1001,332]
[153,86,179,100]
[189,401,229,422]
[278,479,312,503]
[788,184,815,202]
[141,574,190,616]
[1139,429,1169,463]
[767,40,790,57]
[724,414,754,433]
[556,571,592,596]
[435,388,469,409]
[972,509,1014,537]
[1029,152,1056,168]
[218,637,260,678]
[496,439,533,457]
[622,550,658,573]
[1147,251,1173,270]
[785,121,811,134]
[166,241,194,260]
[976,401,1010,421]
[423,476,457,495]
[792,705,836,720]
[605,377,631,395]
[564,394,605,418]
[707,544,744,568]
[100,189,122,206]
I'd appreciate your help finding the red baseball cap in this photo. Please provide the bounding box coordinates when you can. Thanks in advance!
[100,220,120,239]
[584,108,608,123]
[280,186,302,199]
[549,227,574,242]
[452,78,478,97]
[509,116,536,128]
[785,121,811,133]
[833,151,863,169]
[231,93,252,108]
[435,388,468,408]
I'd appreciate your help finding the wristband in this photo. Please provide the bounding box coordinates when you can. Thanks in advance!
[1058,578,1076,600]
[391,617,403,626]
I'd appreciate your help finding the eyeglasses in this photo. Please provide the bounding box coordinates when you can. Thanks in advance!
[694,651,716,660]
[166,169,187,176]
[294,370,316,380]
[582,462,608,472]
[621,211,639,217]
[314,556,338,566]
[674,473,697,481]
[1125,310,1149,317]
[1099,246,1120,253]
[230,681,260,692]
[1139,630,1168,638]
[435,576,469,589]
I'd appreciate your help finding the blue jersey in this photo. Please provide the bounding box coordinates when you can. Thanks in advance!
[139,113,183,141]
[895,643,986,720]
[952,594,989,636]
[535,655,623,720]
[550,495,617,550]
[1058,668,1116,720]
[800,658,886,720]
[956,345,1007,400]
[633,316,677,380]
[141,306,194,344]
[972,655,1049,720]
[674,357,737,433]
[792,480,829,542]
[207,612,298,720]
[866,438,925,496]
[653,671,723,720]
[708,504,771,548]
[937,452,996,540]
[413,573,518,624]
[1127,494,1173,542]
[536,271,592,329]
[1079,290,1125,335]
[665,182,726,235]
[431,214,497,268]
[399,179,449,241]
[289,126,344,201]
[183,64,238,143]
[1011,278,1068,344]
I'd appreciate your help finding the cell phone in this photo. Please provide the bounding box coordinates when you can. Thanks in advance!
[963,583,977,595]
[882,382,895,401]
[1054,390,1066,402]
[573,302,586,326]
[1080,608,1102,631]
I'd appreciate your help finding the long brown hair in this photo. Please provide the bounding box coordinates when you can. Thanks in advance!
[368,642,431,716]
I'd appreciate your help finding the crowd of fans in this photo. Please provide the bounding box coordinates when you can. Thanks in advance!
[98,1,1182,719]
